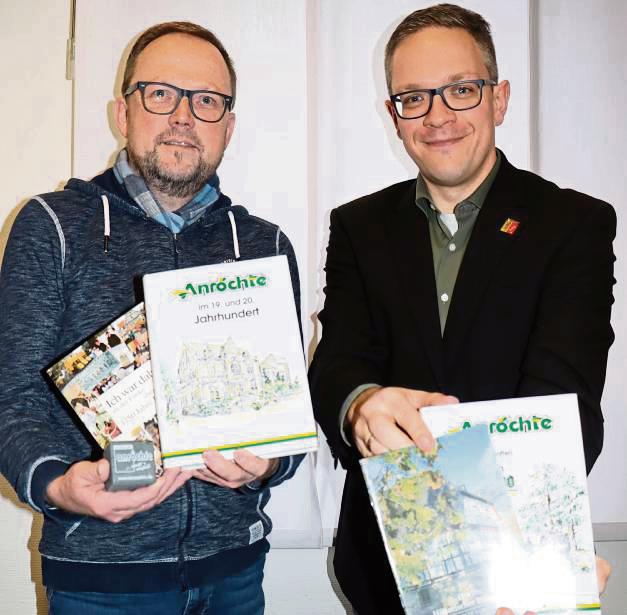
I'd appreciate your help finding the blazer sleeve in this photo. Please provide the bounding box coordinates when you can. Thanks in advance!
[309,207,388,467]
[516,199,616,473]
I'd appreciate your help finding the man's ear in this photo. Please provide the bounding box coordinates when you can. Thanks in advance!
[385,100,402,139]
[493,80,510,127]
[114,97,129,138]
[223,112,236,149]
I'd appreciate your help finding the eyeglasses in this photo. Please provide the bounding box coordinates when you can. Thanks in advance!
[124,81,234,123]
[390,79,496,120]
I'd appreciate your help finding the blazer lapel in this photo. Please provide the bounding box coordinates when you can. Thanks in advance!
[443,157,528,350]
[383,184,445,388]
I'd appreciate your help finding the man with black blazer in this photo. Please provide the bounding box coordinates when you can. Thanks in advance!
[308,5,615,615]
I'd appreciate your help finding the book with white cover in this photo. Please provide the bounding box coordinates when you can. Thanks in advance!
[422,394,600,614]
[143,255,318,468]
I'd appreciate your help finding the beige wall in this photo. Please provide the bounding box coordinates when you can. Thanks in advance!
[0,1,71,613]
[0,0,72,257]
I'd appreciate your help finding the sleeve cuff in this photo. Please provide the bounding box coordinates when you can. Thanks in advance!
[339,384,381,446]
[30,459,84,524]
[239,454,302,494]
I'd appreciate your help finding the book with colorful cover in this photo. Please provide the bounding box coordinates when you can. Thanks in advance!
[46,303,163,473]
[360,425,522,614]
[142,255,318,468]
[421,394,600,614]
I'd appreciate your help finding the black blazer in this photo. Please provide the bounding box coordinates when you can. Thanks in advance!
[308,153,616,614]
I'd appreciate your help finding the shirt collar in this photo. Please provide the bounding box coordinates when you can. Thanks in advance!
[415,149,502,217]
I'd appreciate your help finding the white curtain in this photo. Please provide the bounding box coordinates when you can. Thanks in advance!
[73,0,627,544]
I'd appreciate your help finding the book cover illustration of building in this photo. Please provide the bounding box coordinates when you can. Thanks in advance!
[360,425,519,615]
[143,255,318,467]
[422,394,600,614]
[162,337,302,421]
[47,303,162,472]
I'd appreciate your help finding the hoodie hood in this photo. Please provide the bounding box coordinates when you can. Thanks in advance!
[65,170,240,257]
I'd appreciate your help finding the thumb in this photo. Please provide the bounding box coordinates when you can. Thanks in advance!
[94,459,110,483]
[430,393,459,406]
[405,389,457,409]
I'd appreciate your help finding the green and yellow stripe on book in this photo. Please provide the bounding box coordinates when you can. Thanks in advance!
[533,604,600,613]
[162,431,318,460]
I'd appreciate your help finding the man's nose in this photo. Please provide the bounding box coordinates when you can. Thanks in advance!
[169,95,195,127]
[423,93,455,128]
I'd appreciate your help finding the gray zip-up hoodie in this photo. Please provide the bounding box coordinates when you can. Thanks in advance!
[0,169,304,592]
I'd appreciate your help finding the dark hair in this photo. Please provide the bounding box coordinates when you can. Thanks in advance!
[122,21,237,103]
[385,3,498,93]
[71,398,90,410]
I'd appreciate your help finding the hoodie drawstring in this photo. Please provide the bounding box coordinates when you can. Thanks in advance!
[227,210,241,261]
[102,196,241,261]
[102,195,110,254]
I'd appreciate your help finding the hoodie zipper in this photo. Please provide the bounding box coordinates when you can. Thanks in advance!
[173,233,180,267]
[177,481,194,589]
[172,229,190,590]
[163,211,242,587]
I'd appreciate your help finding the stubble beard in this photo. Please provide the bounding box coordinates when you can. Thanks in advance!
[128,134,223,199]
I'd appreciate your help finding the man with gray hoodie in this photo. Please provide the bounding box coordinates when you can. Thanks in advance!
[0,21,302,615]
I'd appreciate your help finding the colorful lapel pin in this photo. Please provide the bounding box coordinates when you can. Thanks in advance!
[500,218,520,235]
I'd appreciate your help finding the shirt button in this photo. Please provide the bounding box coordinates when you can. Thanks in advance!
[449,243,456,252]
[441,293,449,303]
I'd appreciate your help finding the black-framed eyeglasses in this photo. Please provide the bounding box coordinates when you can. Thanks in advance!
[124,81,234,123]
[390,79,497,120]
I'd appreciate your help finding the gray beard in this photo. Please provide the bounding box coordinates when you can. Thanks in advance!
[128,146,220,199]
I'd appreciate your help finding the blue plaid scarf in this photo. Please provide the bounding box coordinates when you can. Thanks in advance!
[113,148,220,233]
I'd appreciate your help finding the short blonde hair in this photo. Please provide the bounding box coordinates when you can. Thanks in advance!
[122,21,237,103]
[385,3,498,94]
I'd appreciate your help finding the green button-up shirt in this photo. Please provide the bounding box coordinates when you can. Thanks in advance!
[416,151,501,334]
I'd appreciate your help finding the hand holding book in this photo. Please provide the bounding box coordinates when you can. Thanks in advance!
[346,386,458,457]
[360,395,609,614]
[193,449,279,489]
[495,557,611,614]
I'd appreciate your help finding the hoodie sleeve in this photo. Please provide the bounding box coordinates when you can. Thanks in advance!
[0,199,78,515]
[238,452,305,494]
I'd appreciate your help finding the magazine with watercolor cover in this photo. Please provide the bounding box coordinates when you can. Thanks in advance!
[421,394,600,614]
[360,425,522,614]
[142,255,318,469]
[47,303,162,473]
